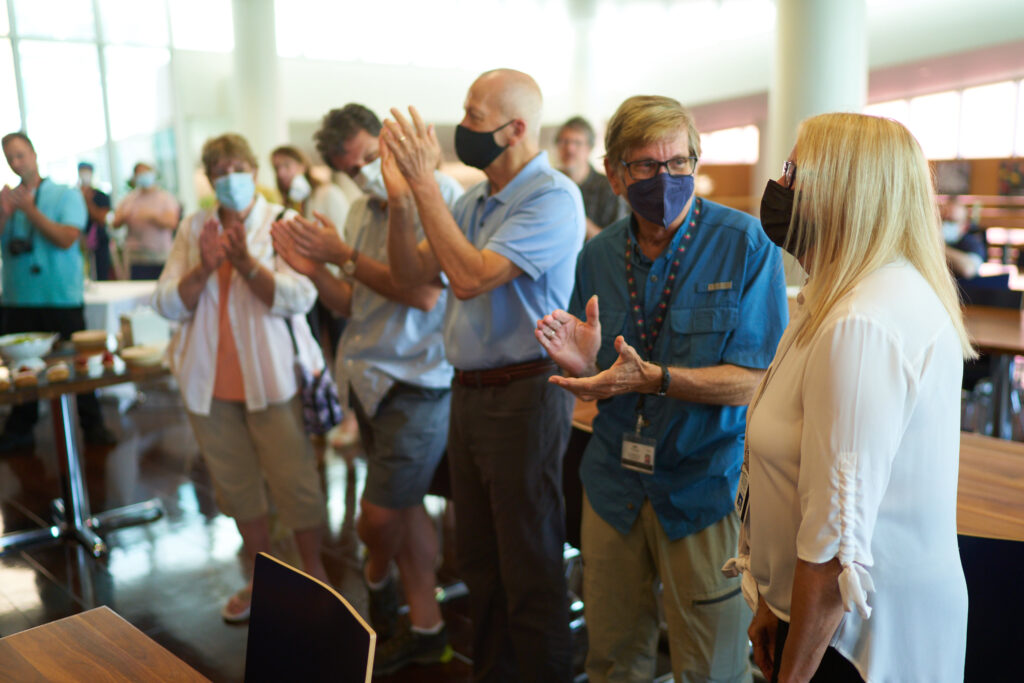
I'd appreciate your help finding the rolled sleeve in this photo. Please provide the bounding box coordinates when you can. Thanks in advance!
[485,187,584,280]
[796,316,913,617]
[269,256,317,317]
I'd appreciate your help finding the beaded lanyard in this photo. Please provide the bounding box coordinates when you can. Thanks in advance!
[624,198,702,428]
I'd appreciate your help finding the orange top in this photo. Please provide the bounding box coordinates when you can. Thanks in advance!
[212,262,246,401]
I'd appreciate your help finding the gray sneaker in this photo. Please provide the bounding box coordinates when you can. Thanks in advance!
[366,573,399,641]
[372,621,452,677]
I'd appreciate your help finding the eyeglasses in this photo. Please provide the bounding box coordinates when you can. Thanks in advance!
[621,156,698,181]
[782,160,797,187]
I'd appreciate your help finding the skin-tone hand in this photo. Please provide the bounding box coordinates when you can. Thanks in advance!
[549,335,659,401]
[221,215,254,272]
[10,184,33,211]
[381,106,441,188]
[379,131,413,202]
[749,595,780,681]
[275,212,350,265]
[535,295,602,378]
[198,216,225,273]
[271,220,319,278]
[0,185,13,215]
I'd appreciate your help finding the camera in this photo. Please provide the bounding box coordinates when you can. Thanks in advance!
[8,238,33,255]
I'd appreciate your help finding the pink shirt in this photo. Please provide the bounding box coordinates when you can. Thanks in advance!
[117,188,180,263]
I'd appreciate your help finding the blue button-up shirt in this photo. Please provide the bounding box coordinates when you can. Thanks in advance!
[337,172,463,417]
[445,151,584,370]
[571,199,788,540]
[2,178,86,306]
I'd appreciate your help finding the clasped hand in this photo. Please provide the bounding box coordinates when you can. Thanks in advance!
[270,212,348,278]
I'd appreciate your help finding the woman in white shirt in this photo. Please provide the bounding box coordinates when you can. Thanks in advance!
[725,113,974,682]
[153,133,329,623]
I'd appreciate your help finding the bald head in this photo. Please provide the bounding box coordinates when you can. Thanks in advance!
[471,69,543,140]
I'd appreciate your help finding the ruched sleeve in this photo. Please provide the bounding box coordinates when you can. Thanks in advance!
[796,315,916,619]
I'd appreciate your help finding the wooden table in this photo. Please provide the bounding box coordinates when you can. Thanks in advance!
[963,305,1024,439]
[0,606,208,681]
[957,431,1024,542]
[0,357,168,557]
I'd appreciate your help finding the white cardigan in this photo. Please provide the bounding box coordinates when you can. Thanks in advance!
[153,196,320,416]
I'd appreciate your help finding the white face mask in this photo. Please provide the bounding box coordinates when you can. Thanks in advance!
[355,157,385,199]
[942,220,961,244]
[288,173,311,203]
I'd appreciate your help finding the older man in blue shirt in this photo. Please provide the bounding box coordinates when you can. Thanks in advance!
[537,96,787,683]
[382,69,585,682]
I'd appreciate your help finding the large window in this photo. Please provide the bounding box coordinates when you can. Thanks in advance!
[700,125,760,164]
[0,0,231,199]
[866,79,1023,160]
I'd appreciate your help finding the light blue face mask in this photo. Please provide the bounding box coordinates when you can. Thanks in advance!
[214,172,255,212]
[135,171,156,189]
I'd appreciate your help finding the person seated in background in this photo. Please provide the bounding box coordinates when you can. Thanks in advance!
[112,162,180,280]
[555,116,626,239]
[272,106,464,675]
[152,133,328,624]
[941,198,986,280]
[77,161,113,280]
[537,95,787,683]
[0,132,116,453]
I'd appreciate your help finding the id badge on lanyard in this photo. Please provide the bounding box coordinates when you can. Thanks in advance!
[622,411,656,474]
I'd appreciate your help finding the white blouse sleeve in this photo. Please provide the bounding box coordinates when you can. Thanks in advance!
[797,315,916,619]
[151,214,197,322]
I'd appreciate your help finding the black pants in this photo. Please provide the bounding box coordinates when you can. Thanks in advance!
[2,306,105,435]
[448,371,574,682]
[771,620,864,683]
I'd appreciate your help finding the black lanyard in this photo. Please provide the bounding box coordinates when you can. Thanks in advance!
[624,197,702,361]
[625,198,702,428]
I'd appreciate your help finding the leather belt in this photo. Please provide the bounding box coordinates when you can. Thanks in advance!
[453,358,557,388]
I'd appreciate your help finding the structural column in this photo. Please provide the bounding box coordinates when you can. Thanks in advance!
[762,0,867,282]
[231,0,284,186]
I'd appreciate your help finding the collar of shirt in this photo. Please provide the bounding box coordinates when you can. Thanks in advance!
[480,150,551,207]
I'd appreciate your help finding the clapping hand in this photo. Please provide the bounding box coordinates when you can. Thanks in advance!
[221,214,252,271]
[10,184,33,211]
[198,216,225,273]
[271,219,319,278]
[382,106,441,188]
[535,295,602,378]
[379,132,412,202]
[548,335,656,401]
[275,212,349,265]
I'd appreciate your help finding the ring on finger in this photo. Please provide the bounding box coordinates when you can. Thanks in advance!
[544,328,556,338]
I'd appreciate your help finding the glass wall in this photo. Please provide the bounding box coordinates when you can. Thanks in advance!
[1,0,233,201]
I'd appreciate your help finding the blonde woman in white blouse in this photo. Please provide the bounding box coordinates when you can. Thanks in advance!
[724,113,975,682]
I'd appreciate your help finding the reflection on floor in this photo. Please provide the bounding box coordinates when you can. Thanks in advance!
[0,381,474,682]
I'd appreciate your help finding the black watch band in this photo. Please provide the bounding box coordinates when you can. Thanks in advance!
[656,364,670,396]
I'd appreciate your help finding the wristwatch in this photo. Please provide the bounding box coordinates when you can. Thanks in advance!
[341,249,359,278]
[656,364,671,396]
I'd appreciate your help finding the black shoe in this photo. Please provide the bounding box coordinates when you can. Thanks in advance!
[83,425,117,446]
[0,431,34,454]
[372,621,452,677]
[366,572,399,641]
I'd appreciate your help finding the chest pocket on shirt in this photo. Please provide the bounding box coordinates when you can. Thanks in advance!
[597,309,627,371]
[669,306,738,367]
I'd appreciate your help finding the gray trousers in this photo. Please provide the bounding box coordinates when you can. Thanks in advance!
[448,371,574,682]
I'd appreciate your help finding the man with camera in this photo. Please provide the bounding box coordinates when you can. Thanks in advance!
[0,132,116,452]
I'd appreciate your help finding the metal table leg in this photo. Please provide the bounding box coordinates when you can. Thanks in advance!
[991,355,1015,440]
[0,393,164,557]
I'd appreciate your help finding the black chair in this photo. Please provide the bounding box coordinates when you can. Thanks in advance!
[244,552,375,682]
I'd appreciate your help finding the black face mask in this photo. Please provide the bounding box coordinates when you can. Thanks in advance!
[455,121,513,170]
[759,178,797,254]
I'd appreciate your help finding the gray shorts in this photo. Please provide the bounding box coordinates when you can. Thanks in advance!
[351,382,451,510]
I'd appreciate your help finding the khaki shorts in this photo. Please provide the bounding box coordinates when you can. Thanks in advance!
[187,396,326,530]
[582,491,751,683]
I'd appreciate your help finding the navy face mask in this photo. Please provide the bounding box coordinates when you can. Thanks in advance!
[626,173,695,228]
[455,121,513,170]
[759,178,796,252]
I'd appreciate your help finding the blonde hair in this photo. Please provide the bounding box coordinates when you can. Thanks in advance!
[201,133,257,178]
[787,112,975,358]
[604,95,701,168]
